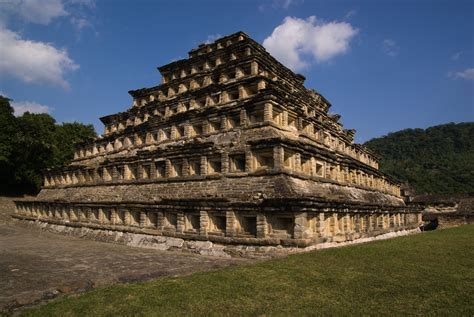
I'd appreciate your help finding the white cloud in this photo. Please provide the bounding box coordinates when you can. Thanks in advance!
[344,9,357,20]
[0,27,79,88]
[11,100,53,116]
[1,0,68,25]
[263,16,358,71]
[274,0,297,9]
[70,16,92,30]
[68,1,97,35]
[0,0,97,34]
[258,0,302,12]
[204,34,222,44]
[68,0,96,9]
[449,68,474,80]
[382,39,398,57]
[451,51,462,61]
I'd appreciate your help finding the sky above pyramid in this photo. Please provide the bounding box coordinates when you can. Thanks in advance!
[0,0,472,142]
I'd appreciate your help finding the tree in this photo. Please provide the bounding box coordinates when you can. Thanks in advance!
[0,96,97,194]
[13,113,58,193]
[0,96,18,193]
[365,122,474,195]
[54,122,96,166]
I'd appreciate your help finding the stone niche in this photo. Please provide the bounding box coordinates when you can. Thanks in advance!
[208,212,226,235]
[184,212,200,233]
[267,214,294,239]
[129,210,141,227]
[229,154,245,173]
[235,213,257,237]
[102,208,112,224]
[116,209,126,225]
[146,211,158,228]
[253,149,274,170]
[163,211,178,231]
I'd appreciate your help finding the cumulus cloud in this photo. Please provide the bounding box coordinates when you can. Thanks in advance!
[11,100,53,116]
[0,0,96,35]
[0,27,79,88]
[1,0,68,25]
[451,51,462,61]
[0,91,53,115]
[263,16,358,71]
[449,68,474,80]
[382,39,398,57]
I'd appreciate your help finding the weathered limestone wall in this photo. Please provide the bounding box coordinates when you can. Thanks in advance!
[14,194,420,257]
[47,123,400,198]
[419,197,474,229]
[36,174,403,207]
[436,214,474,228]
[13,218,421,258]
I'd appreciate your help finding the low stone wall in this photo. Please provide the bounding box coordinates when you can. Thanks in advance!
[13,196,422,258]
[436,213,473,229]
[13,218,421,258]
[417,196,474,229]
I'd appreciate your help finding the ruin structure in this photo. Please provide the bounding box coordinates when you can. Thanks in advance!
[14,32,422,256]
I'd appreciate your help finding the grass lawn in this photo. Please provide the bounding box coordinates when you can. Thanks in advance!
[23,226,474,316]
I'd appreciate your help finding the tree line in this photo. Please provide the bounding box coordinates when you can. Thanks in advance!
[364,122,474,195]
[0,96,96,195]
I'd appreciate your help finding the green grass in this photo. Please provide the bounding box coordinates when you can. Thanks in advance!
[23,226,474,316]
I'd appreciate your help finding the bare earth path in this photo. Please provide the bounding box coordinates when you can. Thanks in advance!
[0,198,250,313]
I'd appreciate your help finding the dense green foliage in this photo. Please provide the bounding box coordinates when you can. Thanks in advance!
[365,122,474,195]
[0,97,18,194]
[22,225,474,316]
[0,96,96,194]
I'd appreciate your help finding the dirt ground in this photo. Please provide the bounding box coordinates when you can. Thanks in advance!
[0,197,250,314]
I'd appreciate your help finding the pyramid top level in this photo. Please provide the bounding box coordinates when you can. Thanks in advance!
[145,31,307,95]
[187,31,251,59]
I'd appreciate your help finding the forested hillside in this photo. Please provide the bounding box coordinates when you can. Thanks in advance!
[364,122,474,195]
[0,96,96,194]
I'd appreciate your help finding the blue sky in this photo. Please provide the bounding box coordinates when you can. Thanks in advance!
[0,0,473,142]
